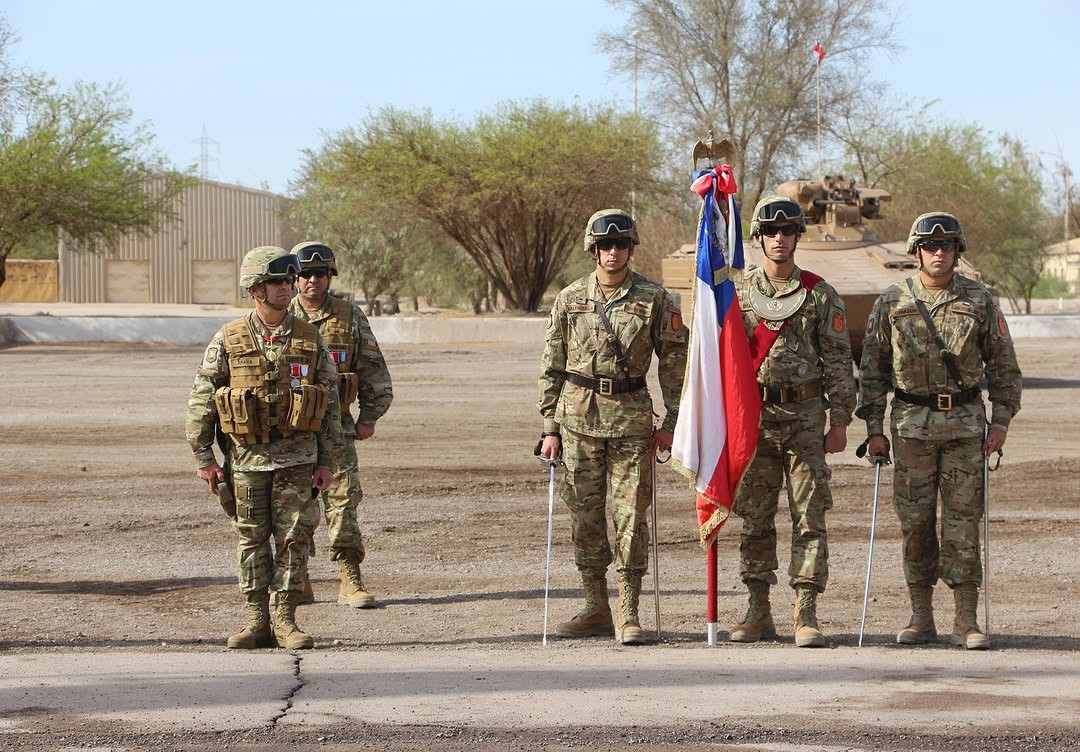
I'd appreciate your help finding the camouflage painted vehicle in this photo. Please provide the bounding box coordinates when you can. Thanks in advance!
[662,174,980,360]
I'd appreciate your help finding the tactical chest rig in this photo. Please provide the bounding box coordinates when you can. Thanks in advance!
[214,317,329,445]
[317,296,361,407]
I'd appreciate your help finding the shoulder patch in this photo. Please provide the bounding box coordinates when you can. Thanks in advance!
[831,311,846,333]
[997,313,1008,336]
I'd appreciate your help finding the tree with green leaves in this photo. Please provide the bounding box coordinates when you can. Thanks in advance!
[833,105,1055,312]
[0,19,190,288]
[321,101,661,312]
[600,0,896,210]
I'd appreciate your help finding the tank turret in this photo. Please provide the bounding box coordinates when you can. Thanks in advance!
[662,173,982,360]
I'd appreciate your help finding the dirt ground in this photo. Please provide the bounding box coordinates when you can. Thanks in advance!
[0,338,1078,751]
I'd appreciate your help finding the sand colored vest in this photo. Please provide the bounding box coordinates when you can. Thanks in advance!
[213,317,328,445]
[318,296,361,406]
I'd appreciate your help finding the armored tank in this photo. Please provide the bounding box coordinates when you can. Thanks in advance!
[662,174,979,360]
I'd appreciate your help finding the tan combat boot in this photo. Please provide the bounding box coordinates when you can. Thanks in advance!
[615,574,645,645]
[951,583,989,650]
[896,584,937,645]
[555,572,614,638]
[272,591,315,650]
[273,572,314,606]
[338,555,377,609]
[729,581,775,643]
[227,590,273,649]
[793,584,826,647]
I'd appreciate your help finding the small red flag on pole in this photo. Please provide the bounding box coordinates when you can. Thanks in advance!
[813,40,825,61]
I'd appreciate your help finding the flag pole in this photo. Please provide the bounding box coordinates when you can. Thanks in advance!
[816,50,822,178]
[707,538,719,645]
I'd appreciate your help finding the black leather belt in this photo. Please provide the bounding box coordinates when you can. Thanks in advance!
[760,382,822,404]
[565,372,646,396]
[894,387,981,412]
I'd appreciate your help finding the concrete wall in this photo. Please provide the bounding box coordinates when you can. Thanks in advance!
[0,312,1074,348]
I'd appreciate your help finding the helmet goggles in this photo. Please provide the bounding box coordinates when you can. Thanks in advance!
[755,199,802,223]
[913,214,962,237]
[295,244,336,265]
[590,213,635,236]
[264,254,301,278]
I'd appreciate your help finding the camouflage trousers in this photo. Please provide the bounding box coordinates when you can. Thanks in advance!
[309,431,366,563]
[233,465,319,594]
[733,412,833,591]
[560,428,652,578]
[891,433,984,588]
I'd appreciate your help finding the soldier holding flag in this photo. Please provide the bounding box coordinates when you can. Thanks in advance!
[728,196,856,648]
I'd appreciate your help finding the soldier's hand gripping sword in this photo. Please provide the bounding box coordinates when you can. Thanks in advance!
[535,438,564,647]
[856,436,891,647]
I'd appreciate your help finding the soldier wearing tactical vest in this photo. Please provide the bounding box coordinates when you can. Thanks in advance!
[538,209,688,645]
[729,196,856,648]
[289,241,394,610]
[186,246,342,650]
[858,213,1021,650]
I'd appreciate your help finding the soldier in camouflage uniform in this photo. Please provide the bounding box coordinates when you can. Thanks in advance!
[187,246,342,650]
[289,241,394,610]
[538,209,688,645]
[857,212,1021,650]
[729,196,856,648]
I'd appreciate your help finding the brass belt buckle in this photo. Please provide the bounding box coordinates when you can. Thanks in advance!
[598,377,614,396]
[936,393,952,410]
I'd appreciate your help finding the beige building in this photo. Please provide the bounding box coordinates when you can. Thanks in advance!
[59,179,298,304]
[1044,237,1080,294]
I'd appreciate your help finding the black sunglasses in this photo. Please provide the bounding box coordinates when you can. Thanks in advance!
[295,244,336,264]
[918,238,958,253]
[298,269,329,279]
[590,214,635,236]
[914,215,961,236]
[759,223,798,237]
[595,237,632,251]
[264,274,296,286]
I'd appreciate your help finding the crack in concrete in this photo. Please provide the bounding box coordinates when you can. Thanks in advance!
[270,653,305,727]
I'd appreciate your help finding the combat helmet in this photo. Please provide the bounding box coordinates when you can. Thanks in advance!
[749,195,807,238]
[239,246,300,288]
[906,212,967,255]
[583,209,639,253]
[291,241,338,276]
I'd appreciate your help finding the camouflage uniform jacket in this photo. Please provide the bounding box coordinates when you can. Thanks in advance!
[186,311,343,472]
[735,265,856,426]
[290,293,394,426]
[857,273,1022,440]
[539,270,688,438]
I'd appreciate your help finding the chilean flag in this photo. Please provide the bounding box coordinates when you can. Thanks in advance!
[671,165,761,546]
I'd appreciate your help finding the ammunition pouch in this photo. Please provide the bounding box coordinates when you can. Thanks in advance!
[214,386,259,439]
[338,372,360,408]
[284,384,329,433]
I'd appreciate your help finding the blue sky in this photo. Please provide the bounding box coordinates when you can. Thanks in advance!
[4,0,1077,203]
